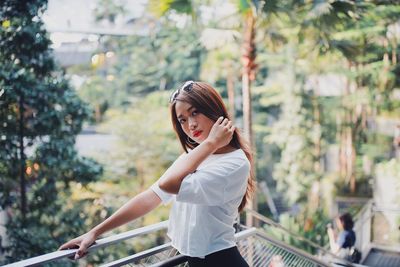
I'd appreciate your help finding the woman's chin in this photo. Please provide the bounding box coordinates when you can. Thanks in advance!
[194,137,204,144]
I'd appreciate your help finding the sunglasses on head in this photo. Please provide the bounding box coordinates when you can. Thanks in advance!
[170,81,195,103]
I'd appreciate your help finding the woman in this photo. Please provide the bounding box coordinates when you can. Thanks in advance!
[60,81,255,267]
[327,213,356,257]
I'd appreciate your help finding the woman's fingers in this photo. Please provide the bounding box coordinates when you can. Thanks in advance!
[75,244,86,259]
[59,233,96,261]
[74,238,95,260]
[208,116,235,148]
[59,240,78,250]
[75,251,88,260]
[218,118,234,136]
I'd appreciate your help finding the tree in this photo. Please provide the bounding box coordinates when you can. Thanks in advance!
[93,0,127,26]
[0,0,102,262]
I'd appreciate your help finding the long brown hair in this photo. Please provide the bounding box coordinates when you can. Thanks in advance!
[170,81,255,212]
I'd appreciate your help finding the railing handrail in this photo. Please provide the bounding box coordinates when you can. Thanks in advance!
[245,208,364,267]
[100,242,173,267]
[353,199,373,224]
[147,227,333,267]
[8,205,393,267]
[100,228,260,267]
[254,229,331,267]
[3,220,169,267]
[373,205,400,213]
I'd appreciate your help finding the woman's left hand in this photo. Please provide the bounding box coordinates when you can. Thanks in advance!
[327,227,335,240]
[206,117,235,149]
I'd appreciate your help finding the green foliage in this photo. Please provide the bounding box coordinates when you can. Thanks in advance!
[148,0,193,18]
[376,158,400,180]
[267,80,322,204]
[78,24,206,114]
[77,76,113,122]
[114,25,205,96]
[2,0,399,263]
[336,183,373,199]
[263,209,331,254]
[98,91,181,192]
[0,0,102,263]
[93,0,126,24]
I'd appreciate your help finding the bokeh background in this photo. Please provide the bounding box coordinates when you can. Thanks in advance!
[1,0,400,265]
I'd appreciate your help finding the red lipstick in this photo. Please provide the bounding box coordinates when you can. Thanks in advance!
[193,131,202,138]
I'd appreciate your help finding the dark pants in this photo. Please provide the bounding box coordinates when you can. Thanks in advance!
[187,246,249,267]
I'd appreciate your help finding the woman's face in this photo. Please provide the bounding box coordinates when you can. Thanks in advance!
[175,101,214,144]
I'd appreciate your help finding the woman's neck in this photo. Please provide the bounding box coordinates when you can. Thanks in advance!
[214,145,237,154]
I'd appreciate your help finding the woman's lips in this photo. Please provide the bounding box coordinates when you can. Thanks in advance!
[193,131,202,138]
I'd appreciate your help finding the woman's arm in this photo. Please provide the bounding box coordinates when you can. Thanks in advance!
[327,227,340,254]
[59,188,161,259]
[159,117,234,194]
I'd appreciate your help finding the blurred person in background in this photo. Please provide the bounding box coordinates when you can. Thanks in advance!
[327,212,357,261]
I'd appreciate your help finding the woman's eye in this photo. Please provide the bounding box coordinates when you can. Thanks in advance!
[179,119,186,124]
[192,110,198,116]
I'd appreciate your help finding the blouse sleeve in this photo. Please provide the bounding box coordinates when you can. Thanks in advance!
[150,180,174,205]
[176,157,250,206]
[336,231,347,248]
[150,153,187,205]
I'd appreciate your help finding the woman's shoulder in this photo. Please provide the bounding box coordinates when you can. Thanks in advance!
[212,148,247,160]
[208,149,250,170]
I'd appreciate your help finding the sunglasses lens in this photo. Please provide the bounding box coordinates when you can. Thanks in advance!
[182,81,194,92]
[170,81,194,102]
[170,89,179,102]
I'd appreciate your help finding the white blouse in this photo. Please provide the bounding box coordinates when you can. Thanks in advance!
[150,149,250,258]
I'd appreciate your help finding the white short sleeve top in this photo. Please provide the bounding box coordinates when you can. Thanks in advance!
[150,149,250,258]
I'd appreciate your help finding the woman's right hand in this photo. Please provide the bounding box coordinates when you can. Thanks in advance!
[58,231,97,260]
[327,227,336,241]
[206,117,235,149]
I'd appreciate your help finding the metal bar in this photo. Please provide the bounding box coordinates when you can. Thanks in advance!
[100,243,172,267]
[259,181,279,221]
[4,221,169,267]
[255,229,370,267]
[250,240,267,266]
[235,227,259,240]
[108,228,257,267]
[254,230,330,267]
[285,252,297,266]
[368,243,400,253]
[144,229,258,267]
[252,246,267,266]
[245,208,353,265]
[148,254,188,267]
[373,206,400,213]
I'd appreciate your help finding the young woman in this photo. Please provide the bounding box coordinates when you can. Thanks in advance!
[60,81,255,267]
[327,213,356,256]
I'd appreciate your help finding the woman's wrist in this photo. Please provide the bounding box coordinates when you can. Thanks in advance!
[90,227,102,238]
[202,138,218,153]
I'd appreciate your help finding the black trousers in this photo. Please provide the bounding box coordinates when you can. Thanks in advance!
[187,246,249,267]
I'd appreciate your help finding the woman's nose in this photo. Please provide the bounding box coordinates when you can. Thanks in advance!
[189,118,197,129]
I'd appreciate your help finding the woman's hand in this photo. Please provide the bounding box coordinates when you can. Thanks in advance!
[58,231,97,260]
[327,226,335,240]
[206,117,235,149]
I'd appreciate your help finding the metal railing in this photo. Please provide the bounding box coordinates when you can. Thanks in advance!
[244,208,368,267]
[149,228,331,267]
[353,200,373,258]
[4,221,169,267]
[4,209,374,267]
[352,200,400,263]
